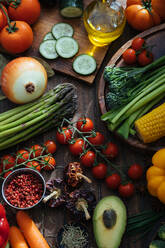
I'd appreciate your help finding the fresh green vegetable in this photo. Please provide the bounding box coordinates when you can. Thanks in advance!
[149,240,165,248]
[56,37,79,58]
[102,55,165,138]
[39,40,58,59]
[93,196,127,248]
[43,32,55,41]
[127,210,164,239]
[51,23,74,39]
[0,84,77,150]
[158,224,165,240]
[60,0,83,18]
[73,54,97,75]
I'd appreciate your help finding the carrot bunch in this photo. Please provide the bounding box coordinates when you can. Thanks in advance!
[9,211,50,248]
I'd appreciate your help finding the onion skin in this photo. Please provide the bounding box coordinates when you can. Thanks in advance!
[1,57,47,104]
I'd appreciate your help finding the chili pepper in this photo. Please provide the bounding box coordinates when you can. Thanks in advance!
[0,204,9,247]
[64,162,92,190]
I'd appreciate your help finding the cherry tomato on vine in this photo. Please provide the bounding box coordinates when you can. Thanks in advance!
[88,132,105,146]
[17,149,29,164]
[102,142,118,159]
[69,138,86,156]
[8,0,41,25]
[80,151,96,168]
[56,127,72,144]
[76,117,94,132]
[118,183,135,198]
[105,173,121,190]
[42,156,56,171]
[138,50,153,66]
[30,144,43,158]
[0,154,15,170]
[92,163,107,179]
[128,163,143,180]
[26,161,41,172]
[131,37,145,51]
[44,140,57,154]
[3,171,12,179]
[122,48,136,65]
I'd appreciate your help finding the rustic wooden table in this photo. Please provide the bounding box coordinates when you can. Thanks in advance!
[0,1,159,248]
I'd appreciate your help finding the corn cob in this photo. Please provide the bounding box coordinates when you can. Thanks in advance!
[135,102,165,143]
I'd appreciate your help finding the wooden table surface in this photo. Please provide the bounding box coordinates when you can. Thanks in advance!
[0,1,159,248]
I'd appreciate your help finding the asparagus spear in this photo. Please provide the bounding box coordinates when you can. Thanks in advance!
[0,83,77,151]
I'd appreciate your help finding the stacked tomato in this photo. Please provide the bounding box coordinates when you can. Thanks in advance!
[56,117,144,198]
[122,37,153,66]
[0,0,41,54]
[0,140,57,178]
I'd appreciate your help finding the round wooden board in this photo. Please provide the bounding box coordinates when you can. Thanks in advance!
[98,23,165,152]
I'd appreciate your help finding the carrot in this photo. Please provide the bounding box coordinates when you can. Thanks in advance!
[9,226,28,248]
[16,211,50,248]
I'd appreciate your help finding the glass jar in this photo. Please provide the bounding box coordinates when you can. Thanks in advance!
[83,0,126,47]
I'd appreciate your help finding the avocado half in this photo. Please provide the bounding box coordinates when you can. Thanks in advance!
[93,196,127,248]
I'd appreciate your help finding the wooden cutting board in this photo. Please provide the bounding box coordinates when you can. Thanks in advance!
[23,0,109,84]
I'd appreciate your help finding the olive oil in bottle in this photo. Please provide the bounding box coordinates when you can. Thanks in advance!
[83,0,126,47]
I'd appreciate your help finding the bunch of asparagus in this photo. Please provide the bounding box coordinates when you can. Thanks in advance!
[0,83,77,150]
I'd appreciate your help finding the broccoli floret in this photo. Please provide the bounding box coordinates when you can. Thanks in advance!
[149,240,165,248]
[158,224,165,240]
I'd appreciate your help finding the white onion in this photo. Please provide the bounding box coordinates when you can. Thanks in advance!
[1,57,48,104]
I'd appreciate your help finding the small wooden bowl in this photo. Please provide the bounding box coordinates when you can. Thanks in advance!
[98,23,165,152]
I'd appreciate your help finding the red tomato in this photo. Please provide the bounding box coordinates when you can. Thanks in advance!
[0,4,8,31]
[138,50,153,66]
[30,144,43,158]
[56,127,72,144]
[80,151,96,167]
[0,154,15,170]
[122,48,136,65]
[118,183,135,198]
[92,163,107,179]
[0,21,33,54]
[102,142,118,159]
[69,138,86,156]
[105,173,121,190]
[88,132,105,146]
[8,0,41,25]
[16,149,29,164]
[76,117,94,132]
[128,163,143,180]
[131,37,145,51]
[42,156,56,171]
[3,171,12,178]
[44,140,57,154]
[26,161,41,172]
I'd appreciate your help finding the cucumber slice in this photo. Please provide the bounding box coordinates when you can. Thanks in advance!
[52,23,74,40]
[56,37,79,58]
[60,0,83,18]
[73,54,97,75]
[43,32,55,41]
[39,40,58,59]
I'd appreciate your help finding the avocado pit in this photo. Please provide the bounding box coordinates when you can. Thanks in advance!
[103,209,117,229]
